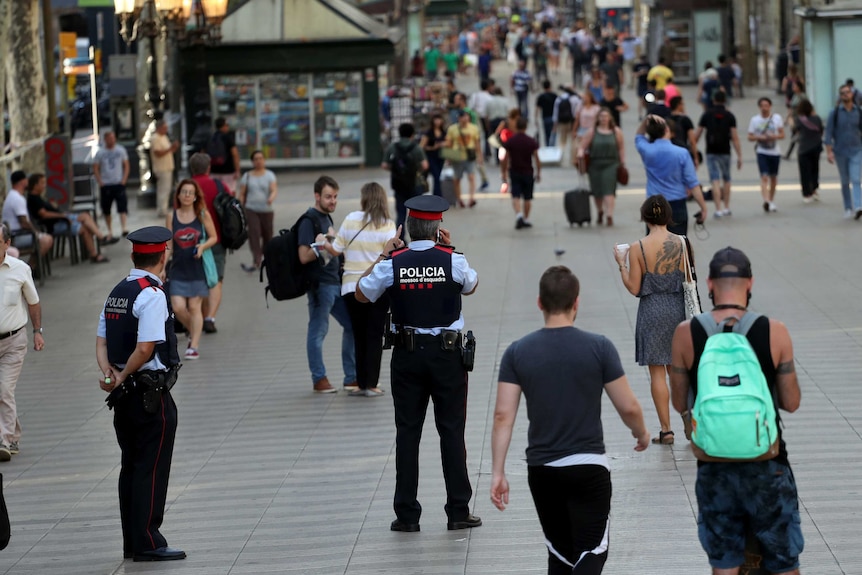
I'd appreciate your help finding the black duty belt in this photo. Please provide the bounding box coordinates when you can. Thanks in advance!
[392,329,461,351]
[0,327,24,340]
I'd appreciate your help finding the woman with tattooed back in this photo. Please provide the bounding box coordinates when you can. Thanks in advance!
[614,196,693,446]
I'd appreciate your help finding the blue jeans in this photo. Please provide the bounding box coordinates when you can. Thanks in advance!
[835,149,862,210]
[306,283,355,385]
[542,117,555,147]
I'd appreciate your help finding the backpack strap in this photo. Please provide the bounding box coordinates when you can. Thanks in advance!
[695,311,762,336]
[213,178,226,196]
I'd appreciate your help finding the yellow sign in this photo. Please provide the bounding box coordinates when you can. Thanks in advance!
[59,32,77,60]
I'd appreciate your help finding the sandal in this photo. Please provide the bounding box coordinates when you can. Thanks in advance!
[597,210,604,225]
[90,254,110,264]
[651,430,675,445]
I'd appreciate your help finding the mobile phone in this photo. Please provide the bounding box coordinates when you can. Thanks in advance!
[437,229,442,243]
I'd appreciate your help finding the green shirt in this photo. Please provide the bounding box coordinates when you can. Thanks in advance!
[425,48,441,72]
[442,53,459,72]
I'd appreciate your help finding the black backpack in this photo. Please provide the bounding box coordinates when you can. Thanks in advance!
[390,142,418,196]
[557,97,574,123]
[212,179,248,250]
[259,212,321,303]
[206,132,228,167]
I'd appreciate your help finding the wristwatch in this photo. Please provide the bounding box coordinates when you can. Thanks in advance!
[34,328,43,334]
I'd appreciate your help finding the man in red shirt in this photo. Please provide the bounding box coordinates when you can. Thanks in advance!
[189,152,229,334]
[500,117,541,229]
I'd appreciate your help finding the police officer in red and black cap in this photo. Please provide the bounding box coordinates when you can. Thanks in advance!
[356,195,481,533]
[96,226,185,562]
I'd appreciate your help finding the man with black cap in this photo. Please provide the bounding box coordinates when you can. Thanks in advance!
[356,195,481,533]
[669,247,803,575]
[96,226,185,562]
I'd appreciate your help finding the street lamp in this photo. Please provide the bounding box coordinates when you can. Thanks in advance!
[113,0,228,208]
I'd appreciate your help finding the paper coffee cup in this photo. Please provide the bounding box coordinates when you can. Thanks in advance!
[615,243,630,255]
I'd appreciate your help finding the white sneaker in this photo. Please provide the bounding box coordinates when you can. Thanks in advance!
[714,211,723,219]
[813,192,821,201]
[803,197,813,204]
[768,202,778,212]
[723,209,732,217]
[844,209,853,219]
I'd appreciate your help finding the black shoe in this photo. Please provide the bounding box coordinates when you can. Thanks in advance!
[515,217,525,230]
[123,552,133,559]
[203,319,217,334]
[763,202,769,213]
[521,220,533,228]
[133,547,187,562]
[855,210,862,221]
[390,519,420,532]
[447,514,482,530]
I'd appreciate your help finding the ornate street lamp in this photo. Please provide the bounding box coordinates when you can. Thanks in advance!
[113,0,228,208]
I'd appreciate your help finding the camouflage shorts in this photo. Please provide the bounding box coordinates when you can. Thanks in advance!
[696,460,804,572]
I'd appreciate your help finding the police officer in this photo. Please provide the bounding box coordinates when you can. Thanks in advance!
[356,195,481,533]
[96,226,185,562]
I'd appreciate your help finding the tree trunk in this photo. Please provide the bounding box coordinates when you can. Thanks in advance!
[5,0,47,175]
[0,0,9,198]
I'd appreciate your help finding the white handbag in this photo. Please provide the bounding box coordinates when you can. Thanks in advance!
[681,236,702,318]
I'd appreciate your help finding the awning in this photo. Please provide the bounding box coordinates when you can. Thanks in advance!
[425,0,469,17]
[794,1,862,19]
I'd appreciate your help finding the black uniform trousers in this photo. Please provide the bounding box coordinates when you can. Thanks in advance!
[113,389,178,555]
[390,340,472,524]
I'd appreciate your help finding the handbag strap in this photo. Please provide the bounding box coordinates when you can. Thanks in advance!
[680,235,695,282]
[345,219,372,250]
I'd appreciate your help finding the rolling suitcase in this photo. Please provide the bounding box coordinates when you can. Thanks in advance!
[564,171,592,226]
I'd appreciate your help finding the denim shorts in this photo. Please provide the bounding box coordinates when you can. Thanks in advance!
[168,278,209,298]
[696,460,804,573]
[53,214,82,236]
[452,160,475,179]
[706,154,732,182]
[756,153,781,176]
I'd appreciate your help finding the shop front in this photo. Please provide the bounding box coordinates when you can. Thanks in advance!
[180,0,397,168]
[647,0,728,83]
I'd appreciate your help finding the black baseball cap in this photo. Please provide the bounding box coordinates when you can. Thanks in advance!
[708,247,752,279]
[10,171,26,186]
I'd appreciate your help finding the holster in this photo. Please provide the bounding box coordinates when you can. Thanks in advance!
[104,365,181,413]
[461,330,476,372]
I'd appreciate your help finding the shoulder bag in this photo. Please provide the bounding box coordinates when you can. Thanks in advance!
[616,164,629,185]
[680,235,701,318]
[200,226,218,289]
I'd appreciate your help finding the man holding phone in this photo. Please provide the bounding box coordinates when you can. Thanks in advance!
[635,114,708,235]
[356,195,480,534]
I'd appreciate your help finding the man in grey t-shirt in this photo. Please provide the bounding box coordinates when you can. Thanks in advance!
[93,132,130,240]
[491,266,649,575]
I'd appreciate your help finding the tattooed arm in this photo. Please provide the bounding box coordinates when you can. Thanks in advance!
[770,319,801,413]
[670,321,694,414]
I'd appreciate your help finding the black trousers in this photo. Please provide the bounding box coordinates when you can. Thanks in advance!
[343,292,389,389]
[797,148,821,197]
[390,342,471,524]
[528,464,612,575]
[114,390,178,555]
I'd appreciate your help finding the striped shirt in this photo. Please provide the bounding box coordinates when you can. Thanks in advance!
[512,70,532,94]
[332,210,396,296]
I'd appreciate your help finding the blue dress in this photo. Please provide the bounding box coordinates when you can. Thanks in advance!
[635,241,685,366]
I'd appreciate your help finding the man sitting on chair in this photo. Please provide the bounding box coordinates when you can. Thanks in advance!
[25,173,116,264]
[2,170,53,271]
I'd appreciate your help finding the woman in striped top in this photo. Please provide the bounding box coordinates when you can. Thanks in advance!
[328,183,396,397]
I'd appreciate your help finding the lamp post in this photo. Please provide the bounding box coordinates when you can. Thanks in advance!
[113,0,228,209]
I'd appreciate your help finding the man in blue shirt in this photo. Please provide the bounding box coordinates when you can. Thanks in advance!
[635,115,708,235]
[825,84,862,219]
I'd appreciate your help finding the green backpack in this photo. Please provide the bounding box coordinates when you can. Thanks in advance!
[691,312,778,460]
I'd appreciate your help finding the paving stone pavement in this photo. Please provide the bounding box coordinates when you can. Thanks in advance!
[3,76,861,574]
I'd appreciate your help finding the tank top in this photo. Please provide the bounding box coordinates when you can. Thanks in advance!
[169,211,206,283]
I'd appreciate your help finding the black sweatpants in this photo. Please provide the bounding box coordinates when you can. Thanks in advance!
[528,464,612,575]
[114,390,178,555]
[390,340,471,524]
[797,148,821,197]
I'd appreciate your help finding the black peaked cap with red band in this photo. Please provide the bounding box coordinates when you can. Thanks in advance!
[405,195,450,221]
[127,226,172,254]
